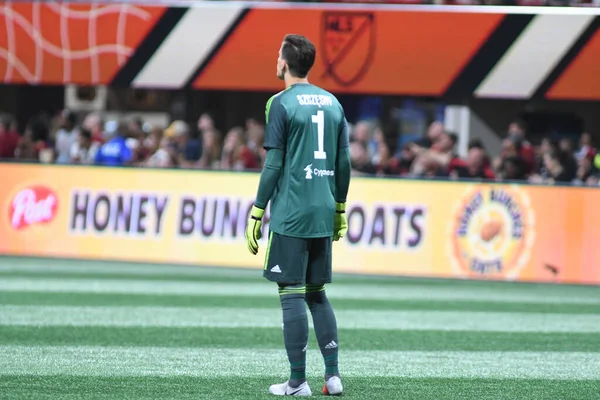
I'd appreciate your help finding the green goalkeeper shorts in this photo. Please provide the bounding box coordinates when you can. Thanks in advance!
[263,231,333,285]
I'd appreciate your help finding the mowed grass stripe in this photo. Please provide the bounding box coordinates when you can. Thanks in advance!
[2,257,600,295]
[3,376,600,400]
[0,258,260,279]
[1,291,598,315]
[2,326,598,352]
[2,376,599,400]
[2,268,599,293]
[1,346,599,380]
[2,278,599,305]
[2,305,600,333]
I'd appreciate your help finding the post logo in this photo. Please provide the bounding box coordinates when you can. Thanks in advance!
[304,164,313,179]
[448,186,535,280]
[9,186,59,230]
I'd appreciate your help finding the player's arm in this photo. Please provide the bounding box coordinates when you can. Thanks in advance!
[333,118,351,241]
[245,95,287,255]
[255,149,284,209]
[335,118,351,203]
[254,95,287,210]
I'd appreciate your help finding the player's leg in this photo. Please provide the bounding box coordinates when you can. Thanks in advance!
[263,232,312,396]
[305,237,343,395]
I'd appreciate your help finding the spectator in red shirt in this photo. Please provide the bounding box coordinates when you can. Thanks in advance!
[576,132,595,161]
[396,143,416,175]
[493,138,527,180]
[415,121,444,149]
[83,112,105,145]
[468,138,492,168]
[410,131,458,177]
[507,119,535,174]
[14,118,48,161]
[449,146,495,180]
[0,119,20,159]
[373,140,404,176]
[575,155,596,185]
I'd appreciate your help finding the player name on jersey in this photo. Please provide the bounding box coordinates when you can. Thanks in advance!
[296,94,333,107]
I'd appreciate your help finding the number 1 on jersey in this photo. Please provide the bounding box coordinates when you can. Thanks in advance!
[311,110,327,160]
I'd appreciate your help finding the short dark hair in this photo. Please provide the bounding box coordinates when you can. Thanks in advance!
[468,138,485,150]
[281,34,316,78]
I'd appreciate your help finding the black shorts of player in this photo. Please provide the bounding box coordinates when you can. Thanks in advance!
[263,231,333,285]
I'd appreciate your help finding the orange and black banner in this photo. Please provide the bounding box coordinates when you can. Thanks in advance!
[1,2,600,100]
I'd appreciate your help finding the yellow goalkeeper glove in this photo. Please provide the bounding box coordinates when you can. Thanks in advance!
[333,202,348,242]
[245,205,264,255]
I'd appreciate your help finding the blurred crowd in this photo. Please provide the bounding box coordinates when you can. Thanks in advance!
[0,110,265,171]
[349,119,600,186]
[1,110,599,186]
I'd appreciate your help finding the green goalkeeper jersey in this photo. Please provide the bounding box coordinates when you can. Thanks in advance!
[264,83,349,238]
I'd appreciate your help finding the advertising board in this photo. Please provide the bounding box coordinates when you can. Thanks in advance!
[1,164,598,285]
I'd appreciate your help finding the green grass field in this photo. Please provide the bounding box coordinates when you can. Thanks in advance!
[0,257,599,399]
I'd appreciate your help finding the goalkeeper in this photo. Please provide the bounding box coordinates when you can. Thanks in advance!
[244,34,351,397]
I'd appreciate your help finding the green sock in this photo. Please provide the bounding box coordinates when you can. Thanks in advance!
[279,285,308,385]
[306,285,339,377]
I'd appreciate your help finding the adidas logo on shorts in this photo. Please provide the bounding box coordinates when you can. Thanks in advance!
[270,265,282,273]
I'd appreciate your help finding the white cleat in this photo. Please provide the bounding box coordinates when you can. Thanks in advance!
[269,380,312,396]
[322,376,343,396]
